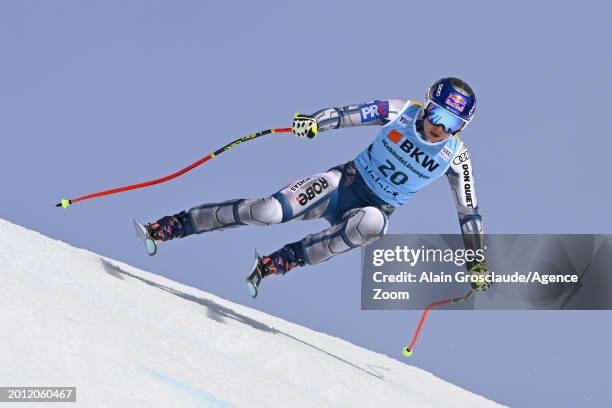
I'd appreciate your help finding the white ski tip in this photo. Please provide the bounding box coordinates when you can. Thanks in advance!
[133,219,157,256]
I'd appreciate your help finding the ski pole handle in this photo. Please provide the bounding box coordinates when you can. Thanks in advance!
[55,127,292,208]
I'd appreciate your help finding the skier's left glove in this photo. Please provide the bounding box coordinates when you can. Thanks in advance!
[292,113,318,139]
[467,262,493,292]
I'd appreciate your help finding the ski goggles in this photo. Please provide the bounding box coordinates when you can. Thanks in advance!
[425,102,467,134]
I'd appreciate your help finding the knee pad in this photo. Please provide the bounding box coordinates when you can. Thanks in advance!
[344,206,387,246]
[238,197,284,226]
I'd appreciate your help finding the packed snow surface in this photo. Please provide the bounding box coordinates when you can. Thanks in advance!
[0,219,503,407]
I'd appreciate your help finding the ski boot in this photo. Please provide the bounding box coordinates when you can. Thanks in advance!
[246,244,305,298]
[133,211,192,256]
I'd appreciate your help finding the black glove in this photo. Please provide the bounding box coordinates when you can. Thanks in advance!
[292,113,318,139]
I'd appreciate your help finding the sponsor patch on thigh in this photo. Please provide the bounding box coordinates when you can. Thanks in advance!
[278,171,341,215]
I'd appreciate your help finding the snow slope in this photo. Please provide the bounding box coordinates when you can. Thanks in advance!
[0,219,503,407]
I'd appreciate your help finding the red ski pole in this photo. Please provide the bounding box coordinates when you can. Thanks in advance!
[402,289,475,357]
[55,127,292,208]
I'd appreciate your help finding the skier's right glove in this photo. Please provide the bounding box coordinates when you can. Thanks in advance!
[467,262,493,292]
[292,113,318,139]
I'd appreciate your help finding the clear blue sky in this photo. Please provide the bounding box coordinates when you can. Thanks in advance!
[1,1,610,406]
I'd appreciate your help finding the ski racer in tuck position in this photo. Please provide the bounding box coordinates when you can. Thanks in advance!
[136,77,491,298]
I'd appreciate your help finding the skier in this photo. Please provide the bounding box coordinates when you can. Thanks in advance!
[136,77,491,298]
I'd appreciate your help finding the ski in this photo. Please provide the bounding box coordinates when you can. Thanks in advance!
[133,219,158,256]
[246,249,264,298]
